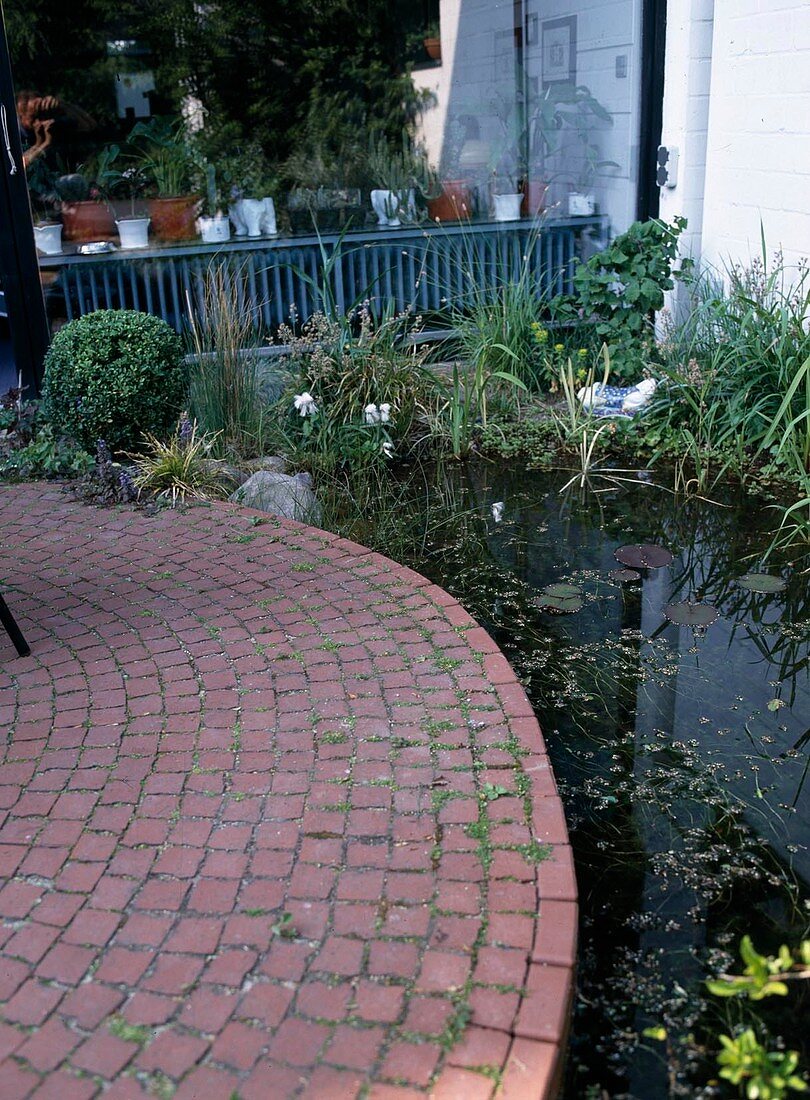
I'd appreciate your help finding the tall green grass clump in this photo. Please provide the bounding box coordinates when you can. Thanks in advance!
[447,221,551,394]
[187,262,269,457]
[650,245,810,542]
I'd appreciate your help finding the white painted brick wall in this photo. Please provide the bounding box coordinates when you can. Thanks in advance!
[699,0,810,272]
[658,0,715,267]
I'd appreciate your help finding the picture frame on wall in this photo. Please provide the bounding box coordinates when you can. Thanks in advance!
[542,15,577,89]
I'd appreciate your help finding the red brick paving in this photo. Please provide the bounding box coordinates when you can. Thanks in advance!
[0,485,577,1098]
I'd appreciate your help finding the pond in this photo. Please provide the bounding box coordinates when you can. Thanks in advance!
[333,462,809,1097]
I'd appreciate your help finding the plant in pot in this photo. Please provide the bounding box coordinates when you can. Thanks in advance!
[367,134,420,228]
[285,143,364,234]
[56,165,116,243]
[423,20,441,62]
[197,163,231,244]
[225,142,278,238]
[94,145,152,250]
[427,120,472,222]
[129,117,201,242]
[483,93,525,221]
[530,83,617,217]
[490,169,523,222]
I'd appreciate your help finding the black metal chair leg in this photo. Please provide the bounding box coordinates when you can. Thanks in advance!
[0,593,30,657]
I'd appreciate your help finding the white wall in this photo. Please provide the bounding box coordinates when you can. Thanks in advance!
[662,0,810,277]
[657,0,714,267]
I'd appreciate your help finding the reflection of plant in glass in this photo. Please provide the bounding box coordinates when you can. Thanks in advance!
[528,82,617,189]
[128,117,195,198]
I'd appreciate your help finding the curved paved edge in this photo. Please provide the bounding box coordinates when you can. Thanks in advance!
[0,485,577,1100]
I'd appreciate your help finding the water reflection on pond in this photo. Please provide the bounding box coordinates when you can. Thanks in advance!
[348,463,809,1097]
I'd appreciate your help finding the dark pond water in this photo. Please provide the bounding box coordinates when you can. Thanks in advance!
[345,463,809,1098]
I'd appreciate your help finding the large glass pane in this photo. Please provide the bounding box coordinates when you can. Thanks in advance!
[3,0,646,337]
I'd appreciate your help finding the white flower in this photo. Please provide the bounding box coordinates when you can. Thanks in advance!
[293,392,317,417]
[379,403,391,424]
[491,501,504,523]
[381,441,395,458]
[364,403,381,425]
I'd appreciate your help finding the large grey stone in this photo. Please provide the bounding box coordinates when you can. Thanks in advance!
[231,470,321,524]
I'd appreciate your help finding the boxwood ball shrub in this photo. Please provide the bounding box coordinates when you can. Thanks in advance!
[43,310,186,452]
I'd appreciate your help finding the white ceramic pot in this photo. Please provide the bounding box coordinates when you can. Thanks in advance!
[568,192,596,216]
[371,189,400,227]
[116,217,150,249]
[229,202,248,236]
[492,193,523,222]
[238,197,278,238]
[199,215,231,244]
[34,223,63,255]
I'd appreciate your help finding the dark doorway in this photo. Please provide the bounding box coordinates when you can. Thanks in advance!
[0,12,50,398]
[637,0,667,221]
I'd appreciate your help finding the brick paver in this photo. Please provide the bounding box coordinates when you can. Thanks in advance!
[0,485,576,1098]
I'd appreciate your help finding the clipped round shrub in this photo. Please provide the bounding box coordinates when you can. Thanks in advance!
[43,310,186,452]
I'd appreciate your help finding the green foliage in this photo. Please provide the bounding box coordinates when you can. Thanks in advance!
[43,310,185,453]
[648,247,810,539]
[128,116,196,197]
[271,912,296,939]
[449,229,550,394]
[187,263,271,457]
[703,937,810,1099]
[0,425,93,480]
[130,416,227,504]
[717,1030,807,1098]
[276,306,438,468]
[0,397,92,480]
[707,937,810,1002]
[555,215,687,381]
[424,358,528,460]
[479,414,556,465]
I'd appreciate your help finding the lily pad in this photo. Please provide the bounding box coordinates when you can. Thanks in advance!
[615,543,673,569]
[543,583,582,598]
[737,573,787,594]
[610,568,641,583]
[537,582,584,614]
[664,601,719,627]
[540,594,585,614]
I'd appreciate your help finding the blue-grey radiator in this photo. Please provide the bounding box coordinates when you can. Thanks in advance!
[39,216,605,335]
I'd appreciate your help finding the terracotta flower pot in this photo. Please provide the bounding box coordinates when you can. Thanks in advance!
[427,181,471,222]
[424,36,441,62]
[522,179,548,217]
[60,201,116,242]
[148,196,201,242]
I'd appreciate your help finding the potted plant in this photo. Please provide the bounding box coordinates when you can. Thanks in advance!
[129,117,200,241]
[490,172,522,222]
[56,169,116,242]
[484,101,524,221]
[528,83,617,217]
[423,20,441,62]
[427,120,472,222]
[197,163,231,244]
[92,144,152,249]
[225,142,278,238]
[367,135,419,228]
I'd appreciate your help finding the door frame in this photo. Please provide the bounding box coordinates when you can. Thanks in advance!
[637,0,667,221]
[0,9,50,397]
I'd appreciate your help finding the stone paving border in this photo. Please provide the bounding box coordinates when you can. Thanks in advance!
[0,485,577,1099]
